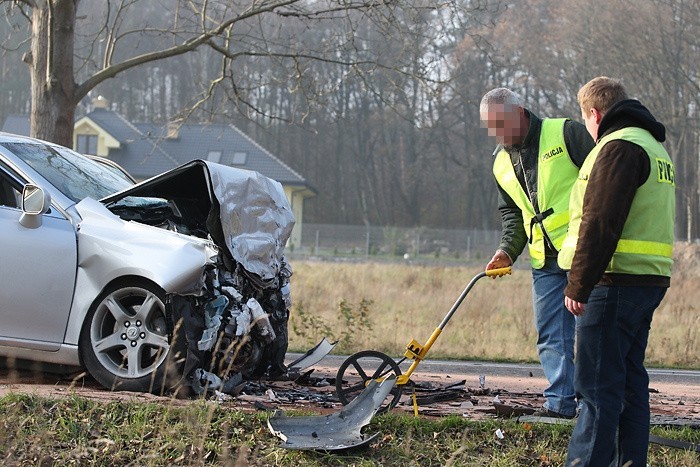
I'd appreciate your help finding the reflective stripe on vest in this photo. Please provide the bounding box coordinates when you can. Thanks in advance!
[492,118,579,269]
[558,127,675,276]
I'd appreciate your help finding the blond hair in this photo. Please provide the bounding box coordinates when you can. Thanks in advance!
[577,77,628,113]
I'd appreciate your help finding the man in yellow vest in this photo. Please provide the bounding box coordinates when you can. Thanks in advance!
[559,77,674,466]
[480,88,594,419]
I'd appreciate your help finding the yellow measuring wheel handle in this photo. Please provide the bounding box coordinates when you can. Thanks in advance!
[365,267,515,390]
[398,267,513,385]
[485,266,512,277]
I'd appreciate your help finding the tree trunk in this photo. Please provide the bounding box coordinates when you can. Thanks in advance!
[29,0,77,147]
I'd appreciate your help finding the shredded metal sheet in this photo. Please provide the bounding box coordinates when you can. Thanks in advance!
[287,338,337,372]
[206,162,295,282]
[267,376,396,451]
[103,160,295,282]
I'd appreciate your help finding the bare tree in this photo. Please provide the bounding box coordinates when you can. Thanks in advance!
[488,0,699,239]
[1,0,492,148]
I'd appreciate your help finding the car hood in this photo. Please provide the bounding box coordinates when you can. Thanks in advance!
[102,160,295,283]
[74,197,217,295]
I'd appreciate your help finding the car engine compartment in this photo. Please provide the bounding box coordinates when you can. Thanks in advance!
[103,160,296,396]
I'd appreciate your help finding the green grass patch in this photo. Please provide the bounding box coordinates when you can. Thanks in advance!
[0,393,697,466]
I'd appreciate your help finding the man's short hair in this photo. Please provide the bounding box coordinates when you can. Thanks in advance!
[480,88,524,114]
[577,77,628,113]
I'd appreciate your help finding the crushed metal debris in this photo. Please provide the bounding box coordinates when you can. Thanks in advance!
[267,377,397,450]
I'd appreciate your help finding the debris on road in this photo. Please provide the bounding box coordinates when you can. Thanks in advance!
[267,377,396,450]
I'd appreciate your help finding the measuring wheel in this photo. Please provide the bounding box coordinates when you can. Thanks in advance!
[335,350,404,414]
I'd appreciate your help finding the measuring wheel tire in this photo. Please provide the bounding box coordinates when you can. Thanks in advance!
[335,350,404,414]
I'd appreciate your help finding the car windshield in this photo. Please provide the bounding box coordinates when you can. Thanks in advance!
[88,155,136,184]
[1,142,133,202]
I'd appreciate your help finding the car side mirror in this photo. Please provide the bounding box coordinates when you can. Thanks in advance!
[19,184,51,229]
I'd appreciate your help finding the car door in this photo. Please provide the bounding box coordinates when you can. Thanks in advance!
[0,169,78,349]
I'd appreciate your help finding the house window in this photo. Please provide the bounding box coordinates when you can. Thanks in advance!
[76,134,98,155]
[207,150,222,163]
[232,151,247,165]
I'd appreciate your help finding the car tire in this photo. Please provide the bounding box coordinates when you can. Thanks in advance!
[79,280,186,395]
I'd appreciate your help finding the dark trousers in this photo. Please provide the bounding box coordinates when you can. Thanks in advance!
[566,285,666,467]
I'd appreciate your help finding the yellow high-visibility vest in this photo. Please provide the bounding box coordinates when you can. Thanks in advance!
[558,127,675,276]
[493,118,578,268]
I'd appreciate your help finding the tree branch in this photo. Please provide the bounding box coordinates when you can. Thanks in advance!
[74,0,301,103]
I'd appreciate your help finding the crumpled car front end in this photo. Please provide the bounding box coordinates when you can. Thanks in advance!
[99,160,296,396]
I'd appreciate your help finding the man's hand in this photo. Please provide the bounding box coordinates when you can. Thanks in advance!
[486,250,512,278]
[565,296,586,316]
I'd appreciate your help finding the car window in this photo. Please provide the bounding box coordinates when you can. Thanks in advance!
[0,173,22,208]
[1,142,133,203]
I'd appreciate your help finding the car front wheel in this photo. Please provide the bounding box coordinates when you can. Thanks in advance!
[80,280,184,394]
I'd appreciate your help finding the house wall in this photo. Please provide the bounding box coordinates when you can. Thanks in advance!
[73,120,119,157]
[283,186,306,250]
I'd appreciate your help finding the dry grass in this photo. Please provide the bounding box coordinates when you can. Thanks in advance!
[288,254,700,369]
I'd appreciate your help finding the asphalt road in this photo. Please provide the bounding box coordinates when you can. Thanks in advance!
[287,353,700,388]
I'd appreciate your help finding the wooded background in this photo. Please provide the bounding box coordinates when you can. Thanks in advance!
[1,0,697,239]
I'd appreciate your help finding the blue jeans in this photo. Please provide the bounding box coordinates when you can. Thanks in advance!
[566,285,666,467]
[531,258,577,417]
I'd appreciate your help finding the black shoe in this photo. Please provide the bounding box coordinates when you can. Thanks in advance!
[531,408,576,420]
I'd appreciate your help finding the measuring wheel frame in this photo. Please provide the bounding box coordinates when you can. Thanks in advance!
[335,350,404,414]
[333,267,512,414]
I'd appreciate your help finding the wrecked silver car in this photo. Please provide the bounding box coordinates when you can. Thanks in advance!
[0,132,295,396]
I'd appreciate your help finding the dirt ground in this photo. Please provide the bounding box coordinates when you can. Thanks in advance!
[1,361,698,428]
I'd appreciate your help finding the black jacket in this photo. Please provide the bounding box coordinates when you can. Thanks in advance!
[565,99,671,302]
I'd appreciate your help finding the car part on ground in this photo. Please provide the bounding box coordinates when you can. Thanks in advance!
[648,434,700,453]
[267,376,397,451]
[286,338,338,375]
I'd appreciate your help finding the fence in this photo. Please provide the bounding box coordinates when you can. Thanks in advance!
[288,223,503,263]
